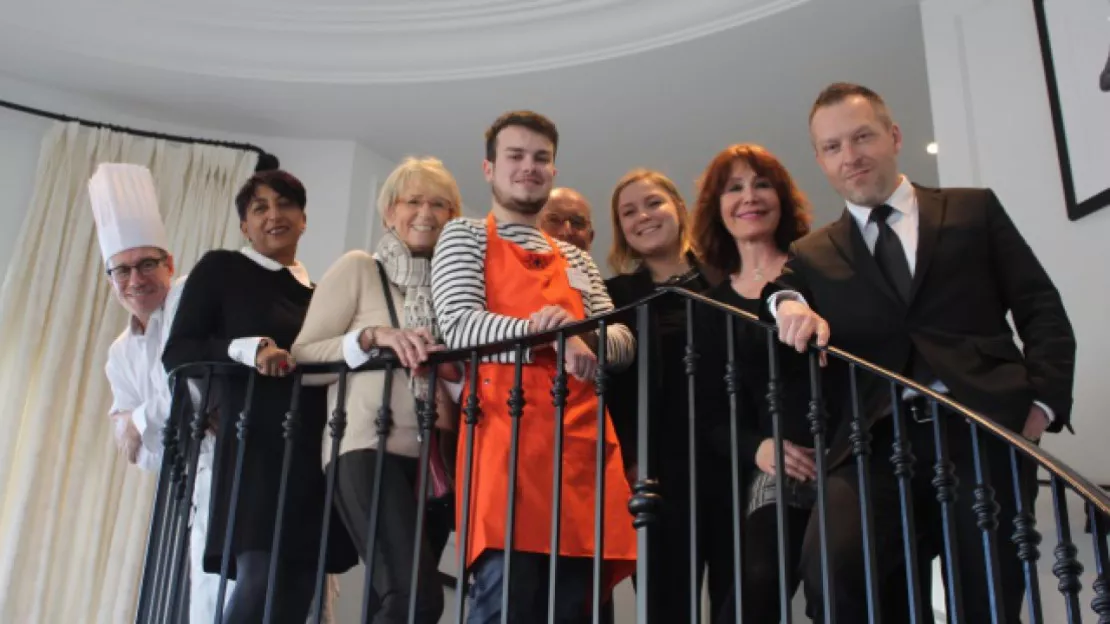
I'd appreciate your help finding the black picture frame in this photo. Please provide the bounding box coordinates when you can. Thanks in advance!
[1032,0,1110,221]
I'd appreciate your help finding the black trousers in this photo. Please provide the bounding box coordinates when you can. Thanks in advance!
[799,408,1036,623]
[334,449,453,624]
[222,550,316,624]
[714,503,811,623]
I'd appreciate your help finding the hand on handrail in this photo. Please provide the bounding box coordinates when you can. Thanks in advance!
[775,300,830,366]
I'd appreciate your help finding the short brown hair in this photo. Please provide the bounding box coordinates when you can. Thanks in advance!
[692,144,812,275]
[234,170,306,221]
[484,111,559,161]
[607,169,693,274]
[809,82,893,128]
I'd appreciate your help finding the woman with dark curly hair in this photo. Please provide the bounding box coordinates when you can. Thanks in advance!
[690,143,834,623]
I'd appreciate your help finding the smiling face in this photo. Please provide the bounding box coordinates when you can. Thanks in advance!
[718,159,782,244]
[616,178,684,260]
[810,94,903,207]
[385,180,455,256]
[107,245,175,322]
[483,125,557,216]
[239,184,306,261]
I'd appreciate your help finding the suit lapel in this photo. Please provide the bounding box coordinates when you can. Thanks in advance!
[910,185,946,303]
[826,209,902,307]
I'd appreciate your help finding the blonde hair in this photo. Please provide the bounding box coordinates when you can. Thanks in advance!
[607,168,694,275]
[376,156,463,224]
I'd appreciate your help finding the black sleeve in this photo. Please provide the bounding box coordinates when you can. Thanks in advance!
[983,189,1077,431]
[162,252,235,372]
[763,242,818,319]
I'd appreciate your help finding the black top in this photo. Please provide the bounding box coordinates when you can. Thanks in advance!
[604,254,716,471]
[163,250,356,576]
[694,280,824,469]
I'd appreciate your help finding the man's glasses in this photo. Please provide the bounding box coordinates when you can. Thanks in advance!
[106,256,166,284]
[543,212,591,231]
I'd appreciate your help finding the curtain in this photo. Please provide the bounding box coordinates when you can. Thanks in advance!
[0,121,257,623]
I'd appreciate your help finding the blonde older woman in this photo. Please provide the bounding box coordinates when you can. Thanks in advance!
[292,157,463,623]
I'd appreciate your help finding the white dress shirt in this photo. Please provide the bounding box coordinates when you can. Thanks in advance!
[772,175,1053,421]
[105,276,186,471]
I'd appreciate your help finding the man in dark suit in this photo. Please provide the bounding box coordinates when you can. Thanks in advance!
[769,82,1076,622]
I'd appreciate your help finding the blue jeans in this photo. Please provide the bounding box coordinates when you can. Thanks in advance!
[466,550,593,624]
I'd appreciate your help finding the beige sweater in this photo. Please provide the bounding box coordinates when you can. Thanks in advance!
[292,250,454,466]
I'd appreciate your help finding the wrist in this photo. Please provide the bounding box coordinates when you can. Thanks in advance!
[360,327,378,352]
[254,338,272,366]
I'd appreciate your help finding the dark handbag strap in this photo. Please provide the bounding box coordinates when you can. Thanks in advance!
[375,260,403,337]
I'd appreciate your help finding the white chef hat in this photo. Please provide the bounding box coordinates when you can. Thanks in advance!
[88,163,169,264]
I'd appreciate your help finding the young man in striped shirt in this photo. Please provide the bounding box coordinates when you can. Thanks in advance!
[431,111,636,622]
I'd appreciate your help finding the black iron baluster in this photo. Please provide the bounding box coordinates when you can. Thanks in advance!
[215,371,258,624]
[848,365,880,624]
[547,332,568,624]
[263,375,303,624]
[765,329,786,624]
[1050,475,1084,623]
[682,301,700,624]
[889,383,922,623]
[1087,504,1110,623]
[1009,447,1043,624]
[500,343,526,624]
[362,362,396,624]
[592,321,609,624]
[807,351,836,622]
[628,303,661,624]
[454,353,481,623]
[408,366,439,624]
[969,423,1005,623]
[160,406,190,624]
[140,373,186,624]
[167,369,213,622]
[313,370,349,623]
[929,400,964,622]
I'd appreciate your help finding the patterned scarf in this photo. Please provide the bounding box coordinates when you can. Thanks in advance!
[375,229,438,400]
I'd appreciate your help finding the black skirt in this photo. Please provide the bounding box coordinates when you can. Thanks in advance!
[203,373,358,579]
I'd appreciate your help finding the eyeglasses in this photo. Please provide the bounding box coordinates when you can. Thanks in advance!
[399,196,453,211]
[543,212,591,231]
[106,256,166,284]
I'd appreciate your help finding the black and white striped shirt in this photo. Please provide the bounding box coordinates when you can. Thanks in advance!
[431,216,635,366]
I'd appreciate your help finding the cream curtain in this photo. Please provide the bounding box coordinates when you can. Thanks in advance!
[0,122,257,623]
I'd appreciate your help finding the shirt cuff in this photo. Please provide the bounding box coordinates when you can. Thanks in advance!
[130,405,165,458]
[228,337,264,368]
[136,447,162,472]
[441,377,464,403]
[766,290,808,319]
[1034,400,1055,423]
[342,328,377,369]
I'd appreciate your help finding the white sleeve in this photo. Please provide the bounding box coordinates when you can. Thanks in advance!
[342,328,374,369]
[766,290,809,319]
[227,337,264,367]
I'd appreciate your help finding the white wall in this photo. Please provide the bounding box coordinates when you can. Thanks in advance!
[0,74,396,281]
[920,0,1110,483]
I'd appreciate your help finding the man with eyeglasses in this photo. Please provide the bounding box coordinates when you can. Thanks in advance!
[91,163,185,471]
[539,187,595,252]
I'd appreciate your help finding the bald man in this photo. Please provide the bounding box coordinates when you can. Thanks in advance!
[539,187,595,252]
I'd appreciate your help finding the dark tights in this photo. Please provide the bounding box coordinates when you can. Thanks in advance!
[222,550,316,624]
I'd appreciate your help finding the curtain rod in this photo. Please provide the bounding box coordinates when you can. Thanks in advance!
[0,98,279,170]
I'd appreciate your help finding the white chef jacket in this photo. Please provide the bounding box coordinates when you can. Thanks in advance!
[104,276,187,471]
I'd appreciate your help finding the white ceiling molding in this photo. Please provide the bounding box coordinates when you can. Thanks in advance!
[5,0,811,84]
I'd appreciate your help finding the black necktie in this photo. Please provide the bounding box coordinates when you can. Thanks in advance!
[869,204,912,302]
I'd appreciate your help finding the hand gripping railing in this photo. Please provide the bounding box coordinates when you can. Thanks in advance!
[134,288,1110,623]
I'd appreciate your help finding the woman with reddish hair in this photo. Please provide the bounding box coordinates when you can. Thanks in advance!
[690,144,833,623]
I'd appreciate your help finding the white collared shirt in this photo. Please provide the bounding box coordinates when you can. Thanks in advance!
[845,175,920,273]
[226,246,312,366]
[105,276,186,471]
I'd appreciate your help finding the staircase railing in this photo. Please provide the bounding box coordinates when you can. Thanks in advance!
[136,287,1110,623]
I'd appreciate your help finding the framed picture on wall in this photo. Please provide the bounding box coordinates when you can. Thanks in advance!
[1032,0,1110,221]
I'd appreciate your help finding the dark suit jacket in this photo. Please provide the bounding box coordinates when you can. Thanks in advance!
[770,184,1076,466]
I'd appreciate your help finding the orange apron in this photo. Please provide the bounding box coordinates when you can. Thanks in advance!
[456,214,636,593]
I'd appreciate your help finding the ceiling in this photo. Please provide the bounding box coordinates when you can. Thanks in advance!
[0,0,938,267]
